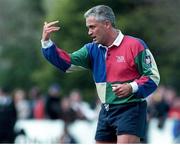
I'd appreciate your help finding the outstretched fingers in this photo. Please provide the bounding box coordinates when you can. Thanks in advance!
[44,20,59,28]
[44,27,60,33]
[42,20,60,41]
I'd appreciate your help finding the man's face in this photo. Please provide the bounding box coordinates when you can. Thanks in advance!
[86,16,108,45]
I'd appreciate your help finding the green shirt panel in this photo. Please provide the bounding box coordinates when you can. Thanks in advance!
[135,49,153,76]
[70,46,91,69]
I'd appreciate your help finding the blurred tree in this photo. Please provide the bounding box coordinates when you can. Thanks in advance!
[0,0,44,90]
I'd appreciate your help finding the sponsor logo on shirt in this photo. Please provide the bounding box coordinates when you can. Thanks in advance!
[116,56,125,63]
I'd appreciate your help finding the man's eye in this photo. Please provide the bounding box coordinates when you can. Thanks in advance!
[90,26,95,29]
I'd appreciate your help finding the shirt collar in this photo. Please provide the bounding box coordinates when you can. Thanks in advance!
[111,30,124,47]
[98,30,124,48]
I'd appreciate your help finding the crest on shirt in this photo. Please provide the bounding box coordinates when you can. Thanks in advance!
[145,55,152,67]
[116,56,126,63]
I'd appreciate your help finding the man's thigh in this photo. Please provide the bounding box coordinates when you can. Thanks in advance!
[117,134,140,144]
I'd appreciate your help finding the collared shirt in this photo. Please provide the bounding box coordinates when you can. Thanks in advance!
[41,31,160,104]
[41,30,138,94]
[97,31,138,93]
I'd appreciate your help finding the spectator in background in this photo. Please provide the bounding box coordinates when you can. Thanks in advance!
[147,86,170,129]
[164,87,177,108]
[168,93,180,143]
[173,118,180,143]
[60,96,77,124]
[60,123,77,144]
[145,86,170,143]
[45,83,62,119]
[13,88,31,119]
[28,86,45,119]
[59,96,79,144]
[69,89,96,121]
[0,87,17,143]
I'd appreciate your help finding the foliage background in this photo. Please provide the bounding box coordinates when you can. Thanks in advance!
[0,0,180,100]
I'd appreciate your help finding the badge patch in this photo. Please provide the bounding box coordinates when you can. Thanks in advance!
[116,56,125,63]
[145,55,152,67]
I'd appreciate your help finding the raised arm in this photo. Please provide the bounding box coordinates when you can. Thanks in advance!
[41,21,91,72]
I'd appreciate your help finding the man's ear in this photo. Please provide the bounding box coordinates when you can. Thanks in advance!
[104,20,111,29]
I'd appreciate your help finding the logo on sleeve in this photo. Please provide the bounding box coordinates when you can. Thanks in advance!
[145,55,152,67]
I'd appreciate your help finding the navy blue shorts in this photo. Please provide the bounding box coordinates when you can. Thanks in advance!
[95,101,147,142]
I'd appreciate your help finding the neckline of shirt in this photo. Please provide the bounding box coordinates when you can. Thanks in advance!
[98,30,124,49]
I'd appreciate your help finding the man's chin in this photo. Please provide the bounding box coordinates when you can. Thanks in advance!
[93,40,99,44]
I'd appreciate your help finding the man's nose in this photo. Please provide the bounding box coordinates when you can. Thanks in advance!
[88,30,92,36]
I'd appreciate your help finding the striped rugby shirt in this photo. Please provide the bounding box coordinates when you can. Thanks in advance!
[41,31,160,104]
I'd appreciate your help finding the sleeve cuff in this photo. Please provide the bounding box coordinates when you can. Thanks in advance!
[41,39,53,48]
[129,82,138,93]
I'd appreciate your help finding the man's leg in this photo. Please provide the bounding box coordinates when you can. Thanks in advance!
[117,134,140,144]
[96,140,116,144]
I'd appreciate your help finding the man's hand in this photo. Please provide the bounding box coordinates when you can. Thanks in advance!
[42,21,60,41]
[112,83,132,98]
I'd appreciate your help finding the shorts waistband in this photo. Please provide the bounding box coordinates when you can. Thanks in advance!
[102,100,146,111]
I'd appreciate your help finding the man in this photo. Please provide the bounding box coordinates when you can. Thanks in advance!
[41,5,160,143]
